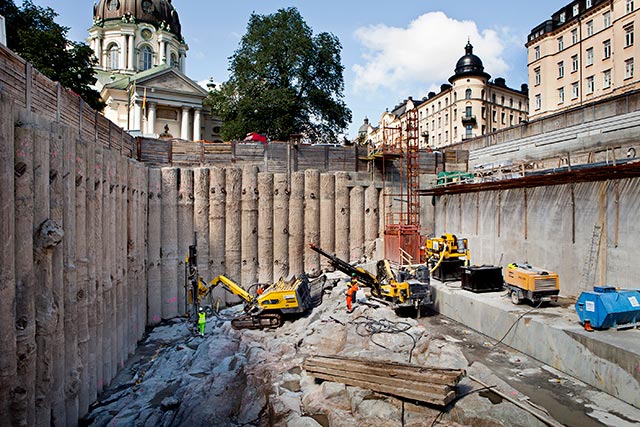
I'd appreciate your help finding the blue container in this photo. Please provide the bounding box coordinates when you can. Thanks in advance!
[575,286,640,330]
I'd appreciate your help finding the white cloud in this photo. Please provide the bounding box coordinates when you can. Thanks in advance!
[352,12,509,95]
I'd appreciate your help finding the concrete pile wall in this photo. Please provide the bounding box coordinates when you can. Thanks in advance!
[147,166,384,312]
[0,94,148,426]
[432,178,640,297]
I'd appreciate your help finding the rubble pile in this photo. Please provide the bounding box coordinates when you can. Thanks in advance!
[83,275,555,426]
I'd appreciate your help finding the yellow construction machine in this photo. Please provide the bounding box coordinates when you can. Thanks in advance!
[505,263,559,305]
[185,243,315,329]
[310,244,432,314]
[425,233,470,282]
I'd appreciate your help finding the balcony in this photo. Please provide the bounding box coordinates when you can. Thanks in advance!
[461,115,477,125]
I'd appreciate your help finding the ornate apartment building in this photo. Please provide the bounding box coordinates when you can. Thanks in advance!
[88,0,222,141]
[527,0,640,119]
[367,43,529,150]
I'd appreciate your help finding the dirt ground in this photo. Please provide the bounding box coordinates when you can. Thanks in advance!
[81,274,640,427]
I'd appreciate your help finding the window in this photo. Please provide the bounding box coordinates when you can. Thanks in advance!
[445,131,449,142]
[625,25,634,47]
[572,29,578,44]
[586,0,592,7]
[572,55,579,72]
[586,20,593,37]
[534,46,540,60]
[493,110,497,121]
[604,11,611,28]
[586,47,594,66]
[586,76,594,94]
[482,107,486,118]
[465,88,472,99]
[509,114,514,125]
[438,101,441,110]
[603,69,612,88]
[626,58,635,79]
[445,98,449,106]
[492,94,497,103]
[603,40,611,59]
[453,109,457,120]
[627,0,634,13]
[573,4,580,16]
[465,125,473,138]
[558,61,565,78]
[560,12,566,23]
[465,106,472,117]
[431,120,434,131]
[501,96,505,105]
[438,117,441,128]
[170,53,178,68]
[107,43,119,69]
[501,112,506,124]
[107,0,120,11]
[510,98,513,107]
[453,92,457,102]
[558,36,564,51]
[454,127,457,139]
[535,67,541,85]
[558,87,565,103]
[139,45,153,71]
[572,82,579,99]
[535,94,541,110]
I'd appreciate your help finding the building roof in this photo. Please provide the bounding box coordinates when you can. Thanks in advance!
[93,0,182,40]
[449,42,491,83]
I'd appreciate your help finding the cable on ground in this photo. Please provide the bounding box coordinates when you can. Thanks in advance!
[492,299,543,348]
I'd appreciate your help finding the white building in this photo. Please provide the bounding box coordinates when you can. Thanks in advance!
[89,0,222,141]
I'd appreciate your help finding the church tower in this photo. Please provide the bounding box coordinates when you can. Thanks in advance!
[88,0,222,142]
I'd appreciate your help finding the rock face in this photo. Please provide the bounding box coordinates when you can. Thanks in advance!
[82,273,556,427]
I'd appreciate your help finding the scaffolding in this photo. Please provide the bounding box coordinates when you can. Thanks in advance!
[381,108,422,265]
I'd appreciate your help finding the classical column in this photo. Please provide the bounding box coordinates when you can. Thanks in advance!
[193,109,201,141]
[127,35,134,71]
[159,40,166,64]
[181,107,190,140]
[120,35,127,70]
[96,37,103,68]
[165,43,171,66]
[179,52,186,73]
[133,102,142,131]
[147,103,156,135]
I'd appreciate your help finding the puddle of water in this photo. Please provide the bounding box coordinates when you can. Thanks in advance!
[479,390,503,405]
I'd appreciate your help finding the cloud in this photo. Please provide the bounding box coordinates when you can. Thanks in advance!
[352,12,509,95]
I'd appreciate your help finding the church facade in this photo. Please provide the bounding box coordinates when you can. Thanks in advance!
[88,0,222,142]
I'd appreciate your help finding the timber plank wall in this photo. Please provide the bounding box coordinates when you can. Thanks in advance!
[0,43,135,156]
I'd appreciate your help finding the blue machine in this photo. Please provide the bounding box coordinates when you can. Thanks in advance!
[575,287,640,330]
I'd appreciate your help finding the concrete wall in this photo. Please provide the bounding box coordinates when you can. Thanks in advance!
[148,166,383,307]
[0,93,148,426]
[434,178,640,298]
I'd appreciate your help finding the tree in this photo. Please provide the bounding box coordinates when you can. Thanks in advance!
[206,7,351,142]
[0,0,105,111]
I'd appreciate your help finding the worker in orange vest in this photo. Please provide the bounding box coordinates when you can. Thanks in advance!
[346,274,359,313]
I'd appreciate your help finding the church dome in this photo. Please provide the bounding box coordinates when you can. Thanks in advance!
[94,0,182,39]
[449,42,490,83]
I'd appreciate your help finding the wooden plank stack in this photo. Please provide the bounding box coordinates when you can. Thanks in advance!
[303,355,465,407]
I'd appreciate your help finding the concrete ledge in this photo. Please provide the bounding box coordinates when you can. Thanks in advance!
[430,281,640,408]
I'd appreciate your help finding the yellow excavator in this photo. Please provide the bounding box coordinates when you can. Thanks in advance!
[185,243,315,329]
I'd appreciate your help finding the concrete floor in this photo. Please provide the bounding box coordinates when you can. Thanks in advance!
[429,278,640,410]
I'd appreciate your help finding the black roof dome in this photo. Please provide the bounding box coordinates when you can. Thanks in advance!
[449,42,490,83]
[94,0,182,40]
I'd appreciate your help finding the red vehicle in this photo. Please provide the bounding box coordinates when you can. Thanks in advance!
[243,132,267,143]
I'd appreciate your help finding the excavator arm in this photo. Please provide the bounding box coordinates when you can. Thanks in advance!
[208,275,254,304]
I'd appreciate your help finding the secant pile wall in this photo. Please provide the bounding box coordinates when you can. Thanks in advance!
[433,178,640,297]
[146,166,385,317]
[0,92,148,426]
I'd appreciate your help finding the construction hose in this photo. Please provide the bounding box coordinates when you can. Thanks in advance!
[429,244,449,274]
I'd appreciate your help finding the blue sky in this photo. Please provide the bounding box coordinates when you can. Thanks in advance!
[29,0,563,138]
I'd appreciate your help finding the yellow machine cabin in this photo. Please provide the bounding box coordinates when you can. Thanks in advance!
[425,233,470,282]
[505,263,559,305]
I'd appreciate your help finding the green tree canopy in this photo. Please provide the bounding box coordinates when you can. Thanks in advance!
[0,0,105,111]
[206,7,351,142]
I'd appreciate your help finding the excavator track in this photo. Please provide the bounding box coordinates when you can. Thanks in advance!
[231,313,282,330]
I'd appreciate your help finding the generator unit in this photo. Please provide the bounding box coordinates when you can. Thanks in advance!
[425,234,470,282]
[461,265,504,293]
[575,287,640,330]
[505,263,559,305]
